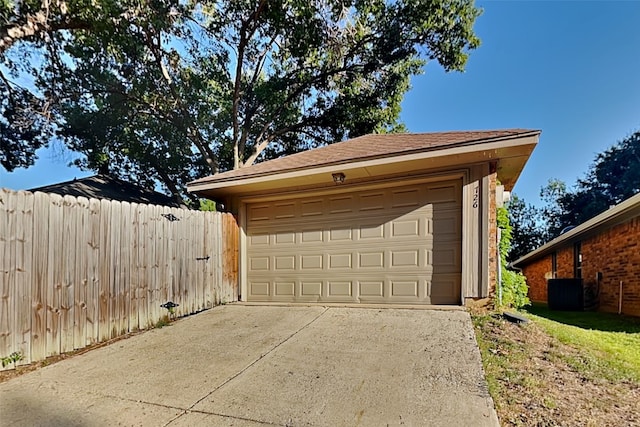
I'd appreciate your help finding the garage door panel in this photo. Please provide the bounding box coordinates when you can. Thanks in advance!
[250,233,270,245]
[328,281,353,297]
[391,187,422,208]
[301,229,323,243]
[248,204,271,220]
[392,219,420,237]
[426,181,462,204]
[358,252,384,268]
[273,202,296,219]
[329,195,354,214]
[391,250,420,267]
[250,256,270,271]
[430,275,461,304]
[249,282,270,296]
[274,231,296,244]
[301,281,322,297]
[301,199,324,216]
[329,228,353,241]
[359,281,384,297]
[359,224,385,239]
[432,242,462,273]
[358,192,385,211]
[246,179,462,304]
[275,256,296,270]
[433,209,462,238]
[248,275,457,304]
[274,282,295,296]
[301,255,323,269]
[329,253,353,269]
[391,280,419,297]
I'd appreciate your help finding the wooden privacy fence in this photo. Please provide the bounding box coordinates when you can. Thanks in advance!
[0,188,238,368]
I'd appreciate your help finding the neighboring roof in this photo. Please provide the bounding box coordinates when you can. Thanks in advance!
[511,192,640,268]
[30,174,183,208]
[189,129,540,198]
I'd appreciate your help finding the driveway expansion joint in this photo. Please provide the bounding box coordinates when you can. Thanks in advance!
[95,393,283,426]
[166,307,330,426]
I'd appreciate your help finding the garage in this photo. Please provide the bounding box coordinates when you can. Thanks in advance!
[245,179,462,304]
[188,130,539,305]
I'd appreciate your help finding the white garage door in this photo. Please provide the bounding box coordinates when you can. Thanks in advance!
[245,179,462,304]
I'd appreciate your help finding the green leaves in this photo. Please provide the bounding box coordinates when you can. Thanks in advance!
[2,0,482,202]
[498,206,530,309]
[1,351,23,368]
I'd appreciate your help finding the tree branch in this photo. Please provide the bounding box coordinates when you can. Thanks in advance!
[241,58,381,167]
[1,10,92,53]
[141,23,219,174]
[232,0,268,169]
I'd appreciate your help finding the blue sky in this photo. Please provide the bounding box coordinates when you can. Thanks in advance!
[1,1,639,207]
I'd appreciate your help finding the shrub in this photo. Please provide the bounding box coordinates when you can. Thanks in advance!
[497,206,530,309]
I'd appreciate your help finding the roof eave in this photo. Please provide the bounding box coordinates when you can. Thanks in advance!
[511,192,640,268]
[189,134,538,199]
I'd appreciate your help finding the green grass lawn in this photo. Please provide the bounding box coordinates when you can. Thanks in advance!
[524,304,640,383]
[473,306,640,425]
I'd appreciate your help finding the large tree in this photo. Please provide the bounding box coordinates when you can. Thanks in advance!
[2,0,481,202]
[505,194,545,262]
[507,130,640,258]
[558,130,640,226]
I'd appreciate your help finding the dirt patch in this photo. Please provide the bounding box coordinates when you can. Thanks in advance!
[0,329,148,384]
[475,314,640,426]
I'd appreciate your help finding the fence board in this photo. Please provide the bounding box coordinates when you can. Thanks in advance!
[86,198,101,345]
[0,190,12,359]
[149,205,160,324]
[137,205,149,329]
[196,210,205,311]
[61,195,77,353]
[0,189,237,368]
[72,197,87,349]
[108,201,121,339]
[181,208,190,316]
[166,207,176,313]
[47,194,64,356]
[202,213,213,308]
[222,214,239,303]
[129,203,140,332]
[15,192,33,364]
[218,213,225,304]
[8,191,19,359]
[157,206,169,316]
[30,192,50,362]
[119,202,131,335]
[98,199,111,342]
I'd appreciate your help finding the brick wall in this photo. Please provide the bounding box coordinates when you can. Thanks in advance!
[522,257,551,302]
[523,246,575,303]
[556,246,574,278]
[582,217,640,316]
[520,216,640,316]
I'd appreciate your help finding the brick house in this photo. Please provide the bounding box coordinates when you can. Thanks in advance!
[511,192,640,316]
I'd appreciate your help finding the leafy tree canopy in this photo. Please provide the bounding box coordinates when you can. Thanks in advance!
[558,130,640,226]
[505,193,545,262]
[1,0,481,203]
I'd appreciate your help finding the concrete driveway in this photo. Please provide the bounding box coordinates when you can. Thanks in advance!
[0,305,499,426]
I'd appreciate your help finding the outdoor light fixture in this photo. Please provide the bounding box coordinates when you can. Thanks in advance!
[332,172,346,184]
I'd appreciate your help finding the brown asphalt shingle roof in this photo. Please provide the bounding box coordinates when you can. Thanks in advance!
[190,129,539,185]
